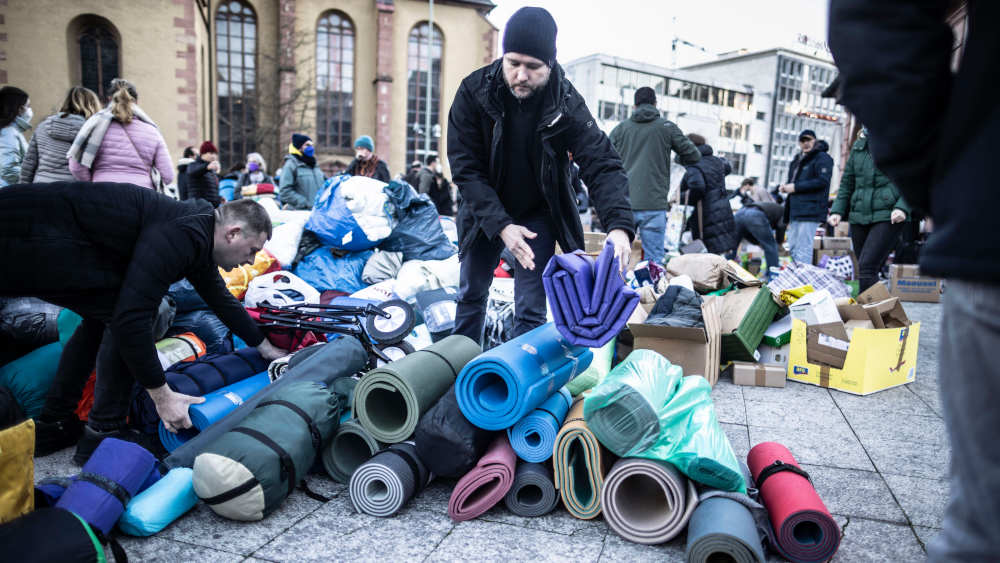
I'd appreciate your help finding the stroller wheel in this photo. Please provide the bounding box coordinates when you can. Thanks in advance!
[365,299,415,344]
[371,339,415,367]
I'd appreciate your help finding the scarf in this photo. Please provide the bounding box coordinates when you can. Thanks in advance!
[288,143,316,168]
[356,155,381,178]
[67,104,158,169]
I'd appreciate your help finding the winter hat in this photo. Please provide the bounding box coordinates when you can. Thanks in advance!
[354,135,374,152]
[634,87,656,106]
[199,140,218,155]
[502,7,557,67]
[291,133,311,150]
[798,129,817,141]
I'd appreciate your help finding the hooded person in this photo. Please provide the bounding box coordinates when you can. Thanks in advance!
[446,6,634,344]
[278,133,325,210]
[678,133,737,254]
[345,135,391,182]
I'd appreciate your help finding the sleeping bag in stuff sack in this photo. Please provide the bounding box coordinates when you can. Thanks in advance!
[0,507,112,563]
[192,381,342,521]
[306,175,396,251]
[414,385,497,479]
[0,341,62,419]
[0,297,62,348]
[170,308,233,354]
[293,247,373,294]
[0,419,34,523]
[118,467,199,536]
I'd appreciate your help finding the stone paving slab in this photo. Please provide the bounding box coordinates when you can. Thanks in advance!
[883,473,949,528]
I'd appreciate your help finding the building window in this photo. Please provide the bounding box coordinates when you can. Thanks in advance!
[316,11,355,151]
[719,152,746,176]
[754,144,763,154]
[216,0,257,167]
[756,111,766,121]
[407,22,443,165]
[78,20,120,101]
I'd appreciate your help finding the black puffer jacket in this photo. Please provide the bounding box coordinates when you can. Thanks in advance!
[680,144,737,254]
[784,140,833,223]
[186,156,221,207]
[447,59,634,254]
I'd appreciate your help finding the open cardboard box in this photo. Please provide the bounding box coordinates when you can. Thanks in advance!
[627,295,722,386]
[583,232,644,270]
[889,264,943,303]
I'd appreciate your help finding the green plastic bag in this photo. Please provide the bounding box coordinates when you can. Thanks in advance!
[566,337,616,396]
[583,349,745,492]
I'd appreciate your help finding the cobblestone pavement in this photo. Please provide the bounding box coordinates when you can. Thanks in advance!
[34,302,945,562]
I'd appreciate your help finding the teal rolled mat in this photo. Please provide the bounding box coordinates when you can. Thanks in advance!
[321,420,386,483]
[685,496,765,563]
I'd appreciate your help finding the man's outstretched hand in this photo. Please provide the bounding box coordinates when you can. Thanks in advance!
[501,224,538,270]
[257,339,288,361]
[605,229,632,272]
[148,384,205,434]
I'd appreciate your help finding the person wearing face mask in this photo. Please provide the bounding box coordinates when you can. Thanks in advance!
[418,154,455,216]
[237,152,274,192]
[278,133,326,210]
[345,135,391,182]
[20,86,102,184]
[0,86,33,187]
[778,129,834,264]
[446,6,634,344]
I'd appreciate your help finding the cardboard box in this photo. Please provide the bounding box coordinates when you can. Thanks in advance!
[813,236,822,250]
[813,248,859,279]
[583,232,644,270]
[718,286,780,362]
[732,361,786,388]
[757,343,790,367]
[762,315,792,347]
[789,290,841,326]
[628,296,722,385]
[822,237,853,250]
[889,264,943,303]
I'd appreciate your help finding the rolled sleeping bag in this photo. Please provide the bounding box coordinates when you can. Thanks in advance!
[448,434,517,522]
[506,387,572,463]
[685,496,765,563]
[35,465,162,509]
[192,381,342,521]
[601,457,699,545]
[748,442,840,563]
[163,336,368,470]
[322,420,386,484]
[0,507,108,563]
[552,399,612,520]
[455,323,592,430]
[118,467,199,537]
[414,384,497,478]
[504,462,560,517]
[354,334,481,443]
[158,371,272,452]
[348,441,431,517]
[55,438,158,534]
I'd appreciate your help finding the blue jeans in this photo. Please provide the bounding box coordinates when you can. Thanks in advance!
[787,220,820,264]
[734,207,780,276]
[633,210,666,265]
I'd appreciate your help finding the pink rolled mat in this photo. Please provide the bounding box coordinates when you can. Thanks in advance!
[448,434,517,522]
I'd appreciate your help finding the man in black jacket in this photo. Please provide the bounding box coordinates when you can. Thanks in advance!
[830,3,998,560]
[447,7,634,343]
[779,130,833,264]
[0,182,285,463]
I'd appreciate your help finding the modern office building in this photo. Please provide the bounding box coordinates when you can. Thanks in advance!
[564,54,762,188]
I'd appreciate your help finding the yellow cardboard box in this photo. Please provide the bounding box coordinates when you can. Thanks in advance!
[787,318,920,395]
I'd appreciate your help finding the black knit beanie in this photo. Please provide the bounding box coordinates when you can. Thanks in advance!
[502,7,557,67]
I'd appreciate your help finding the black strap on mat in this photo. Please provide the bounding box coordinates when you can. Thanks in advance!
[232,427,297,498]
[419,349,459,379]
[200,477,261,506]
[78,472,132,508]
[755,460,811,489]
[259,400,322,454]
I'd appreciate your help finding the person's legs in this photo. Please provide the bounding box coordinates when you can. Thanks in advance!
[741,208,781,276]
[853,221,904,292]
[512,215,557,337]
[787,221,820,264]
[929,280,1000,562]
[453,232,503,345]
[85,328,136,432]
[633,210,665,265]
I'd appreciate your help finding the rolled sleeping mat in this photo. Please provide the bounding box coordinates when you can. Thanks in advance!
[0,507,108,563]
[552,399,613,520]
[455,323,592,430]
[448,434,517,522]
[413,384,497,478]
[354,334,481,443]
[504,462,559,518]
[118,467,199,537]
[322,420,386,484]
[747,442,840,563]
[192,381,342,521]
[348,441,431,517]
[601,457,699,545]
[267,355,293,382]
[565,337,615,396]
[506,387,572,463]
[158,371,272,452]
[163,336,367,470]
[685,496,765,563]
[55,437,158,535]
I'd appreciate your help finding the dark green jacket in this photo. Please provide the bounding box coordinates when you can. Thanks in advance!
[609,104,701,210]
[831,136,909,224]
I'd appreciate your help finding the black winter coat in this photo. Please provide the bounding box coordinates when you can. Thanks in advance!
[829,0,997,281]
[0,182,265,389]
[680,144,737,254]
[447,59,634,254]
[186,156,222,207]
[784,140,833,223]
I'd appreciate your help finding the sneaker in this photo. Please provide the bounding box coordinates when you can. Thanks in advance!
[34,417,84,457]
[73,425,166,466]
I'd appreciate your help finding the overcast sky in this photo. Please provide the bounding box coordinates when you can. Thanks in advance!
[485,0,830,68]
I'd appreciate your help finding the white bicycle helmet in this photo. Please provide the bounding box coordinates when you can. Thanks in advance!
[244,272,321,308]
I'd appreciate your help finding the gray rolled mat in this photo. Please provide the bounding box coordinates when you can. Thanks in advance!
[602,458,699,545]
[322,420,386,484]
[349,441,432,517]
[685,496,765,563]
[504,462,559,517]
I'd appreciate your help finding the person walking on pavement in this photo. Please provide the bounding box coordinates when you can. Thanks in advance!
[447,6,635,344]
[830,4,999,560]
[186,140,222,207]
[345,135,391,182]
[279,133,325,210]
[418,154,455,216]
[68,78,174,190]
[176,146,197,201]
[0,183,285,463]
[19,86,101,184]
[0,85,32,186]
[778,129,834,264]
[678,134,737,255]
[828,127,910,292]
[610,86,701,265]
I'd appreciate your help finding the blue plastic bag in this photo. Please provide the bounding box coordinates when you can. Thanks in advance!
[293,248,373,293]
[380,181,457,261]
[305,175,395,251]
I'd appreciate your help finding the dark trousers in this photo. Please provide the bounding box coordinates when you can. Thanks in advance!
[733,207,780,276]
[453,214,556,345]
[849,220,904,292]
